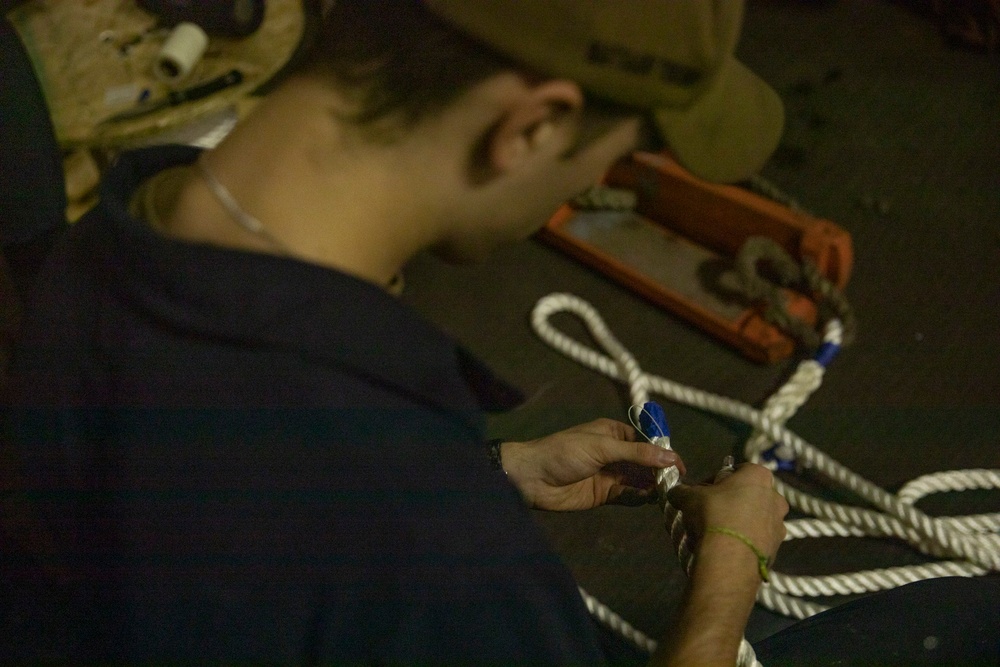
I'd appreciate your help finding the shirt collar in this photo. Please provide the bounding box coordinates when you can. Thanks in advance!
[90,145,523,417]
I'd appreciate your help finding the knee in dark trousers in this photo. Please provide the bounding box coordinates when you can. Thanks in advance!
[754,576,1000,666]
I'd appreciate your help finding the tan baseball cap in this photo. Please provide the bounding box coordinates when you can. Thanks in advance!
[424,0,784,183]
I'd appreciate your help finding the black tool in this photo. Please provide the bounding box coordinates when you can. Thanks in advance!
[100,68,244,124]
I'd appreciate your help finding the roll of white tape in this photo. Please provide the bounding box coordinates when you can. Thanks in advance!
[154,22,209,82]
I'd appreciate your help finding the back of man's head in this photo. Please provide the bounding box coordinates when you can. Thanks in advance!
[300,0,783,183]
[299,0,517,143]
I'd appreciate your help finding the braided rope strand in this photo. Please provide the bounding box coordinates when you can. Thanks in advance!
[534,294,762,666]
[531,292,1000,663]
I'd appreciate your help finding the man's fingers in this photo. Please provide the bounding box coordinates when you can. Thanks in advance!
[573,418,637,442]
[730,462,775,486]
[595,437,684,473]
[634,440,685,473]
[664,483,692,509]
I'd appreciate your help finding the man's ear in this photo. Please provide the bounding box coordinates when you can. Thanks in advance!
[487,79,585,174]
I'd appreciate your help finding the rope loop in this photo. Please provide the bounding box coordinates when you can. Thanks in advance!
[532,292,1000,658]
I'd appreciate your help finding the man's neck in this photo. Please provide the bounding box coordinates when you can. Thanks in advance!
[160,76,449,290]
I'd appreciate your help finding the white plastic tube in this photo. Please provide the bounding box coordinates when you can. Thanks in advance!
[155,22,209,82]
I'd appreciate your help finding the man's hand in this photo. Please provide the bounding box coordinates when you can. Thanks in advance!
[499,419,685,511]
[665,463,788,564]
[652,464,789,667]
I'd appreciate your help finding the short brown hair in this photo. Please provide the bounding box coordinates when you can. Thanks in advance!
[299,0,518,139]
[297,0,653,156]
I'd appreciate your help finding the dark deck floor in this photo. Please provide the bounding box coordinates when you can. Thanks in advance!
[401,0,1000,644]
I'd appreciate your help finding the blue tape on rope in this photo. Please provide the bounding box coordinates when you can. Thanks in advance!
[762,446,797,471]
[814,342,840,367]
[640,401,670,440]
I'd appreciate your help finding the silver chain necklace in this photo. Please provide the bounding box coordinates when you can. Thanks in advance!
[196,155,290,255]
[194,154,405,294]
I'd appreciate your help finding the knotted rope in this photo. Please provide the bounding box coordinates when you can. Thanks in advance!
[531,291,1000,664]
[728,236,857,350]
[570,183,856,354]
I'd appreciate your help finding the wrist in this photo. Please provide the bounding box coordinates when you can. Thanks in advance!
[489,440,539,507]
[660,533,762,666]
[694,531,765,592]
[704,526,771,581]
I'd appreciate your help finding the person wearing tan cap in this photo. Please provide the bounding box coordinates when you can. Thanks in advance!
[2,0,791,664]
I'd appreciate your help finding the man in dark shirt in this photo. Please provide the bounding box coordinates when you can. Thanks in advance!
[3,1,794,663]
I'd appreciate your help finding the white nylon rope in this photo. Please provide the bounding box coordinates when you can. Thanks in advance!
[531,292,1000,663]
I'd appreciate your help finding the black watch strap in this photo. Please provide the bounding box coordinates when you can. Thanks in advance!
[486,438,506,474]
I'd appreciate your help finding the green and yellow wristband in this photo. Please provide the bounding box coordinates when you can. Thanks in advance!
[706,526,771,582]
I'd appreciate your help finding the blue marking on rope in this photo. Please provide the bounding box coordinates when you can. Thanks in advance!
[762,446,797,471]
[639,401,670,440]
[814,342,840,367]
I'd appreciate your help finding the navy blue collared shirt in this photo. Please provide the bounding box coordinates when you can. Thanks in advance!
[3,146,608,663]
